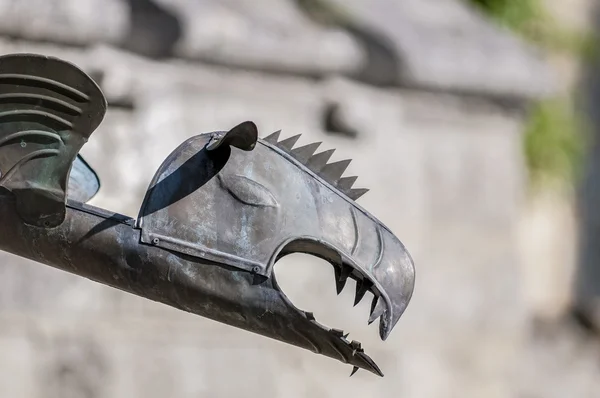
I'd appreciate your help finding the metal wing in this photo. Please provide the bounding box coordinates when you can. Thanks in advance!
[0,53,106,227]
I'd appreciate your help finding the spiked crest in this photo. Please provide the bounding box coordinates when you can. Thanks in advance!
[263,131,369,200]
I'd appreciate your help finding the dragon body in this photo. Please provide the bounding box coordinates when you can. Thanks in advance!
[0,53,415,377]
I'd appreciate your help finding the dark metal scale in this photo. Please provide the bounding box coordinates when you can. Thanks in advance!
[0,53,415,377]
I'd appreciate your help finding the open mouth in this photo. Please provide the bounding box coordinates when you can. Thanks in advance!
[333,259,392,339]
[272,249,394,377]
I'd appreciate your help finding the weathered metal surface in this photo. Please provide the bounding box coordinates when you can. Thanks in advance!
[66,154,101,203]
[0,53,415,377]
[138,123,414,342]
[0,53,106,227]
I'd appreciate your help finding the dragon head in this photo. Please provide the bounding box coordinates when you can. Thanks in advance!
[0,53,413,377]
[137,121,415,376]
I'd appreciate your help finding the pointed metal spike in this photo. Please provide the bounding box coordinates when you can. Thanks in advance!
[354,279,371,307]
[341,266,351,280]
[368,297,386,325]
[331,328,344,337]
[277,134,301,151]
[305,312,315,321]
[306,149,335,172]
[347,188,369,201]
[368,297,378,325]
[350,366,359,377]
[291,141,321,163]
[335,265,352,295]
[319,159,352,184]
[339,265,352,282]
[337,176,358,191]
[263,130,281,144]
[356,352,384,377]
[334,266,344,294]
[343,333,349,339]
[336,278,347,295]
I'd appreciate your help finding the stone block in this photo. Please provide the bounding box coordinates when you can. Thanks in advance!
[0,0,128,44]
[327,0,555,98]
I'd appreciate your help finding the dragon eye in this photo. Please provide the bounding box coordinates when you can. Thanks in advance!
[218,174,278,208]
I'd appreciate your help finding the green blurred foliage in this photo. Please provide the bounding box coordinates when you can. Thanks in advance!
[470,0,543,32]
[303,0,593,189]
[524,98,587,189]
[471,0,596,56]
[470,0,594,189]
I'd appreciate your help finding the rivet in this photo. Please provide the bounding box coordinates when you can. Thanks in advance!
[252,266,260,273]
[152,238,160,245]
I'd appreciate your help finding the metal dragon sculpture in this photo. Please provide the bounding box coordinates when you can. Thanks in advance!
[0,53,415,377]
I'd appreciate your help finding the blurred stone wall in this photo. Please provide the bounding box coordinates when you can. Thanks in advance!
[0,1,588,397]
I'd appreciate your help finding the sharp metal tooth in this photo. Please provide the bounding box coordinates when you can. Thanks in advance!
[319,159,352,184]
[277,134,301,151]
[340,265,352,281]
[347,188,369,200]
[334,265,352,294]
[331,328,344,337]
[306,149,335,172]
[337,176,358,191]
[334,266,345,294]
[350,366,359,377]
[368,297,386,325]
[343,333,349,339]
[368,297,377,325]
[354,279,371,307]
[291,141,321,163]
[335,278,347,295]
[263,130,281,144]
[305,312,315,321]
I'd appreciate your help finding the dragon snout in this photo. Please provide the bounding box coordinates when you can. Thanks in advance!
[336,230,416,341]
[266,234,415,375]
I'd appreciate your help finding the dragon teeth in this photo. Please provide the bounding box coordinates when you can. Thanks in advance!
[331,328,345,337]
[368,297,386,325]
[353,279,371,306]
[335,278,347,295]
[334,265,352,295]
[339,265,352,280]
